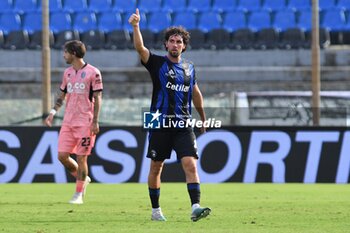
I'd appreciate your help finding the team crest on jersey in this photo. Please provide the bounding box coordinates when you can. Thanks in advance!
[165,68,176,79]
[81,71,86,79]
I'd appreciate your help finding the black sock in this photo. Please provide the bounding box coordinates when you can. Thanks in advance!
[187,183,200,206]
[149,188,160,208]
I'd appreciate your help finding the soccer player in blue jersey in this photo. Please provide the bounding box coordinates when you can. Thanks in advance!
[129,9,211,222]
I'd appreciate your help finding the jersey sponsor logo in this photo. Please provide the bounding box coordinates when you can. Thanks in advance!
[67,82,86,93]
[166,81,189,92]
[165,68,176,79]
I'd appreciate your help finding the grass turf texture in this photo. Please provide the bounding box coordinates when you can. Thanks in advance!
[0,183,349,233]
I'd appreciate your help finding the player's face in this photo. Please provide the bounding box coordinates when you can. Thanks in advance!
[165,35,185,58]
[63,50,74,64]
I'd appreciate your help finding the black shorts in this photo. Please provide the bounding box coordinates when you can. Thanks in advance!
[147,127,198,161]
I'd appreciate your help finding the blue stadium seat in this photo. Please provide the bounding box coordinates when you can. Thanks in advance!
[37,0,62,12]
[98,11,123,33]
[248,10,272,32]
[262,0,287,12]
[187,0,211,13]
[287,0,311,11]
[123,11,147,32]
[13,0,38,13]
[0,0,14,13]
[297,10,312,31]
[197,11,222,33]
[344,11,350,30]
[322,9,346,44]
[173,11,197,30]
[273,10,297,31]
[88,0,112,13]
[50,12,72,33]
[0,12,21,35]
[23,12,42,34]
[62,0,87,13]
[212,0,237,13]
[237,0,262,12]
[112,0,136,13]
[138,0,162,13]
[73,12,97,33]
[222,10,246,32]
[321,9,346,31]
[337,0,350,10]
[319,0,336,11]
[341,11,350,44]
[162,0,187,13]
[148,11,171,33]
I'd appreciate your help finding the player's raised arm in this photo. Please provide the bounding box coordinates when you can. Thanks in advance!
[128,8,149,64]
[44,89,66,127]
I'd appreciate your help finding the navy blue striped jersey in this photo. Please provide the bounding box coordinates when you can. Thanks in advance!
[142,52,197,121]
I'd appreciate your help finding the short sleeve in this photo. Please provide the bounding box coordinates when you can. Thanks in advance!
[141,52,165,82]
[92,69,103,91]
[60,70,68,92]
[141,51,157,72]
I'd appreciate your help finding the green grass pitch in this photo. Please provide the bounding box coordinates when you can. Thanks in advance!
[0,183,350,233]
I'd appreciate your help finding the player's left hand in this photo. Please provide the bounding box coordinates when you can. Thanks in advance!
[200,126,206,134]
[44,114,54,127]
[91,122,100,135]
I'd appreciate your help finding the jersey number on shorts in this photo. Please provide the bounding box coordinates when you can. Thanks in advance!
[81,137,91,146]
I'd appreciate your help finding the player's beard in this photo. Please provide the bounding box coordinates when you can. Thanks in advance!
[169,50,180,58]
[65,58,72,64]
[64,54,73,64]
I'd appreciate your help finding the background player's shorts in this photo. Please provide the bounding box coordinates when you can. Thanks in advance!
[58,125,96,156]
[147,127,198,161]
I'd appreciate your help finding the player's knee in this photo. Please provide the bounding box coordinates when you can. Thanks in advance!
[150,165,163,176]
[76,155,88,165]
[58,153,69,163]
[184,163,197,175]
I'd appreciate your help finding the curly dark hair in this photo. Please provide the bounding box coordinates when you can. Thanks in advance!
[64,40,86,58]
[164,26,190,52]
